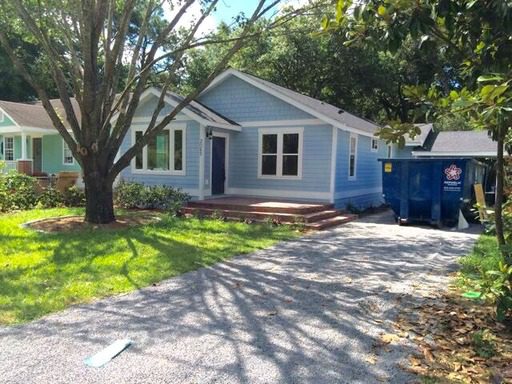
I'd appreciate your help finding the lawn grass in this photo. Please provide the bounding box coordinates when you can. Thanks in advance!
[0,208,297,325]
[459,234,502,281]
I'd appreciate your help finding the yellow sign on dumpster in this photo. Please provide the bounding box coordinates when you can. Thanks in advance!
[384,163,392,173]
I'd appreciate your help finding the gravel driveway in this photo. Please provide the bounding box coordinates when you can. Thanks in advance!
[0,211,480,384]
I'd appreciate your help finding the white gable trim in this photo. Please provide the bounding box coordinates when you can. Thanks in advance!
[0,107,21,129]
[111,88,241,131]
[201,69,376,138]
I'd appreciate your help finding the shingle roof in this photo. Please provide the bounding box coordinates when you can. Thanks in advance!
[0,91,238,131]
[165,92,239,127]
[0,100,55,129]
[405,123,433,147]
[414,130,498,157]
[239,71,379,134]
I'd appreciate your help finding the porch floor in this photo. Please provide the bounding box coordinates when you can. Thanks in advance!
[183,196,357,230]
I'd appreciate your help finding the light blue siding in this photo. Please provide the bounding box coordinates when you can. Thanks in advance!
[334,132,386,209]
[226,125,332,198]
[198,75,314,122]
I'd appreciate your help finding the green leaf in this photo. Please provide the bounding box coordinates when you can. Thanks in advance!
[377,5,387,17]
[321,15,329,30]
[477,74,504,83]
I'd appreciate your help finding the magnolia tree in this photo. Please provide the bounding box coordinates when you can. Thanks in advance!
[326,0,512,257]
[0,0,310,223]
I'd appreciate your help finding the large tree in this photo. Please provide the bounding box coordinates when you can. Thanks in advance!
[0,0,308,223]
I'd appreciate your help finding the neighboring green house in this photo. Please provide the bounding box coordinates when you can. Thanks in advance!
[0,100,81,175]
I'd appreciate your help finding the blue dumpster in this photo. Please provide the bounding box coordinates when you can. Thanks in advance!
[379,158,486,227]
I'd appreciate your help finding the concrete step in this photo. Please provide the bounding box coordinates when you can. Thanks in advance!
[304,215,358,230]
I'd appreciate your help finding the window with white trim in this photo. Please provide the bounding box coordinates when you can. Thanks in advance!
[4,137,13,161]
[63,140,74,165]
[259,128,302,178]
[371,138,378,151]
[133,126,185,174]
[348,134,357,179]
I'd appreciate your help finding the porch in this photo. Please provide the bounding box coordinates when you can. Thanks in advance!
[182,196,357,230]
[1,129,80,176]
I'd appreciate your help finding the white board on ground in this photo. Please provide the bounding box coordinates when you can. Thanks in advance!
[84,339,132,368]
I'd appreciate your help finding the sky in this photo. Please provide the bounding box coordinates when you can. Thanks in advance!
[165,0,309,37]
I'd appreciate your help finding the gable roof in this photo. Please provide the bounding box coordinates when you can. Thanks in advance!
[405,123,433,147]
[164,90,239,129]
[120,87,240,131]
[0,98,81,131]
[0,100,54,130]
[1,89,240,132]
[413,130,498,157]
[201,68,380,137]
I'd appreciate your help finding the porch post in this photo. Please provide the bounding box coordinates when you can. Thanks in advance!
[198,124,205,200]
[20,131,27,160]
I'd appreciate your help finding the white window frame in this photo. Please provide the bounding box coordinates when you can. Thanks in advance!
[62,139,75,165]
[371,138,379,152]
[4,136,14,161]
[131,123,186,175]
[348,133,358,180]
[258,127,303,180]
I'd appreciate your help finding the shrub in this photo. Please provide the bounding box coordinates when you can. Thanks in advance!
[0,172,38,211]
[37,187,64,208]
[62,185,86,207]
[114,181,144,209]
[471,329,497,358]
[114,181,190,214]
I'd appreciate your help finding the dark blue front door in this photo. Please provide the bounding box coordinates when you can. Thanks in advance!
[212,137,226,195]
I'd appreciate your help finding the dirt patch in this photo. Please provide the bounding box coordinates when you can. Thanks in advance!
[24,213,162,233]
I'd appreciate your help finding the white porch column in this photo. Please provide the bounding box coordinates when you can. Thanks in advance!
[198,124,205,200]
[20,131,28,160]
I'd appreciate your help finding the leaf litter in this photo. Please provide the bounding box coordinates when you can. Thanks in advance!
[394,291,512,383]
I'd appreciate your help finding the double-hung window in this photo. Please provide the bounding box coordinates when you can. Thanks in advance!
[259,128,302,178]
[348,134,357,180]
[4,137,14,161]
[63,140,74,165]
[371,138,378,152]
[133,124,185,174]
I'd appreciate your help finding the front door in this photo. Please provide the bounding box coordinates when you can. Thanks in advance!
[211,137,226,195]
[32,138,42,174]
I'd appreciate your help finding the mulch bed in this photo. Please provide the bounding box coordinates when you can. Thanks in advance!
[24,213,161,233]
[396,291,512,383]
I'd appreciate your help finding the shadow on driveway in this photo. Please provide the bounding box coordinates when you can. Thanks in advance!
[0,211,481,384]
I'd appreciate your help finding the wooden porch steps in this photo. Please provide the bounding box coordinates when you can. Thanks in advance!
[181,198,358,230]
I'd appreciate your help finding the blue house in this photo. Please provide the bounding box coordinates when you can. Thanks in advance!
[120,69,387,210]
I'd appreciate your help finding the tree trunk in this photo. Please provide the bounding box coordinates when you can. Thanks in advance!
[495,131,506,248]
[83,168,116,224]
